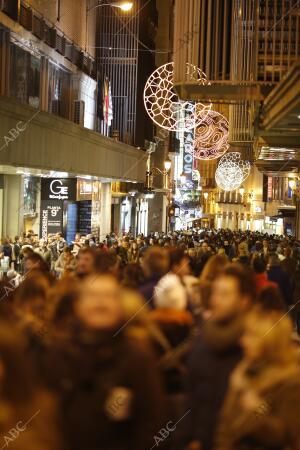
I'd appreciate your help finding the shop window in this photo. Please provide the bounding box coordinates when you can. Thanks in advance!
[48,62,71,119]
[10,43,40,108]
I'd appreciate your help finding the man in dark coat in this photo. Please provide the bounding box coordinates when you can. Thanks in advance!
[186,264,256,450]
[267,253,293,307]
[139,246,169,307]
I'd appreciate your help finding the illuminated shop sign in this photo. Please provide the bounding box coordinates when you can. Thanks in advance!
[41,178,77,201]
[182,107,195,190]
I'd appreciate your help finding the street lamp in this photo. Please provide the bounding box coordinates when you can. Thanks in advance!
[164,157,172,172]
[117,1,134,11]
[86,1,133,50]
[288,177,300,200]
[289,179,296,190]
[88,1,133,12]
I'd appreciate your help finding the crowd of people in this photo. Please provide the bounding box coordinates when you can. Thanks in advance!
[0,228,300,450]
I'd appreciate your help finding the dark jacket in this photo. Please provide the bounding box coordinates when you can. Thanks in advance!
[42,328,165,450]
[267,266,293,306]
[186,318,243,450]
[139,276,161,308]
[3,244,12,259]
[149,308,194,393]
[281,257,297,291]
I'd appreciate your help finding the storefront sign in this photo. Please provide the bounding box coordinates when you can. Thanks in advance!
[183,134,193,176]
[182,107,195,190]
[40,200,63,239]
[41,178,77,201]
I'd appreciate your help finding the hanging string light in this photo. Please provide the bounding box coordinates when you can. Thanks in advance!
[143,62,211,132]
[193,110,229,160]
[215,152,251,191]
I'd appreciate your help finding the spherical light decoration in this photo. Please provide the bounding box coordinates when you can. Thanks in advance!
[143,62,211,132]
[215,152,251,191]
[193,110,229,160]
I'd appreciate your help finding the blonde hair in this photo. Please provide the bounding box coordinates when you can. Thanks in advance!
[200,254,229,283]
[245,307,298,366]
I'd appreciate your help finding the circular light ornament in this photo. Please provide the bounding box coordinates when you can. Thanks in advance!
[193,110,229,160]
[143,62,211,132]
[215,152,251,191]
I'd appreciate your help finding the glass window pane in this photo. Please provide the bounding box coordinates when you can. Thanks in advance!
[48,62,70,119]
[10,43,40,108]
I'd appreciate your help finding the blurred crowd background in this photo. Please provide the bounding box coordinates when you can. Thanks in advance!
[0,228,300,450]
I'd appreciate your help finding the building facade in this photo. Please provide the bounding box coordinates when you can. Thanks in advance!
[0,0,146,240]
[172,0,300,235]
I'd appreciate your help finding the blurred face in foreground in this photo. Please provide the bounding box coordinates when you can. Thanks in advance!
[75,275,123,330]
[241,311,294,364]
[210,275,246,322]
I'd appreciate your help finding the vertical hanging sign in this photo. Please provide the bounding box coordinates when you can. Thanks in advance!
[182,104,195,190]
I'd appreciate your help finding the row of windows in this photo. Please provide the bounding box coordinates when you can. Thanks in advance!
[10,42,70,119]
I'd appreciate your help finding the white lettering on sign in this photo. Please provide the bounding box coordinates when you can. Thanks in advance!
[42,210,48,240]
[49,179,68,199]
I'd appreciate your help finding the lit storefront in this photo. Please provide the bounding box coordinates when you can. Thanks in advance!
[22,176,103,242]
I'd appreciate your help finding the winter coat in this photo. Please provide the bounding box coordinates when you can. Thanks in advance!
[3,244,12,260]
[0,391,61,450]
[281,257,297,291]
[127,249,140,264]
[267,266,293,306]
[139,276,161,308]
[42,327,165,450]
[149,309,194,450]
[149,308,194,393]
[186,318,244,450]
[54,253,76,277]
[215,360,300,450]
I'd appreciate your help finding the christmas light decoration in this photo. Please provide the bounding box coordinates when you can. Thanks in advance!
[143,62,211,132]
[215,152,250,191]
[193,110,229,160]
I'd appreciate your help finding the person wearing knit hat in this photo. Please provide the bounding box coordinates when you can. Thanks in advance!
[154,273,188,311]
[150,272,194,450]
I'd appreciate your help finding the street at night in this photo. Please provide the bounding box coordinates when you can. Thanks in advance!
[0,1,300,450]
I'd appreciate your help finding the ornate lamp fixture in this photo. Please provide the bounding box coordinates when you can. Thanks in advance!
[215,152,250,191]
[143,62,211,132]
